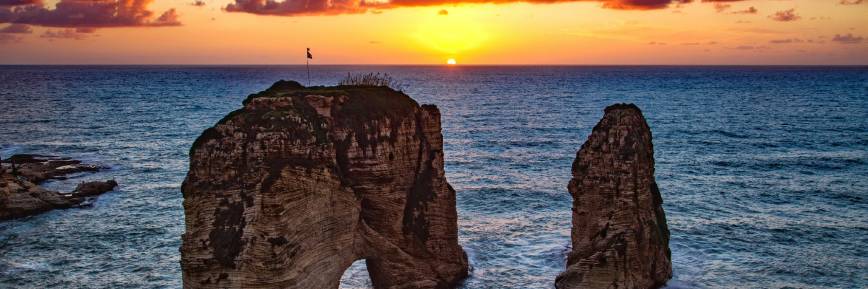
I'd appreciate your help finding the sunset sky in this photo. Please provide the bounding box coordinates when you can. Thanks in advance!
[1,0,866,64]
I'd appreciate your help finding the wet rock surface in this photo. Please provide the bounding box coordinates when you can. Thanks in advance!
[180,81,468,289]
[0,154,118,220]
[556,104,672,289]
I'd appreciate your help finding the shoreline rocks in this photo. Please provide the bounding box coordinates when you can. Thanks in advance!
[5,154,103,183]
[181,81,468,289]
[556,104,672,289]
[1,154,118,221]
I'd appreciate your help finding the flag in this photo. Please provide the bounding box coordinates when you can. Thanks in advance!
[306,48,312,59]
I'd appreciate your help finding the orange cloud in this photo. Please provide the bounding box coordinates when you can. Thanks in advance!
[0,33,21,43]
[0,23,30,33]
[224,0,366,15]
[41,28,92,40]
[599,0,681,10]
[769,38,802,44]
[730,6,756,14]
[712,3,729,12]
[0,0,180,27]
[769,9,800,22]
[832,33,863,44]
[222,0,758,16]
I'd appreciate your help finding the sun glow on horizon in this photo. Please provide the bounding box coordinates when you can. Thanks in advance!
[447,58,457,65]
[412,10,490,56]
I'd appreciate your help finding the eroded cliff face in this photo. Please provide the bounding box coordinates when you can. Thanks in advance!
[180,81,468,289]
[556,104,672,289]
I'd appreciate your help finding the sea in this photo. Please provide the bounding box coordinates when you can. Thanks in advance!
[0,66,866,289]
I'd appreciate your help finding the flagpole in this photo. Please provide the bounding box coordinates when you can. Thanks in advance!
[306,47,312,86]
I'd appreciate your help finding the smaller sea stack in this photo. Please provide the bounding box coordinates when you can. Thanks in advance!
[556,104,672,289]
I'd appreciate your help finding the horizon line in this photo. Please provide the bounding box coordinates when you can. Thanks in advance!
[1,63,867,67]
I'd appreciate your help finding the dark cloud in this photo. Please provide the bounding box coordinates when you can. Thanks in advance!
[733,45,766,50]
[729,27,780,34]
[700,0,747,9]
[832,33,864,44]
[730,6,755,14]
[694,0,753,13]
[599,0,677,10]
[41,28,91,40]
[0,33,22,43]
[839,0,862,5]
[0,0,180,27]
[0,23,30,33]
[769,9,799,22]
[222,0,735,16]
[156,8,179,25]
[225,0,366,15]
[438,9,447,15]
[192,0,205,6]
[0,0,40,7]
[769,38,802,44]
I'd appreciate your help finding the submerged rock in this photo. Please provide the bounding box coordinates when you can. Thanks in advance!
[556,104,672,289]
[180,81,468,289]
[0,155,117,221]
[72,179,119,197]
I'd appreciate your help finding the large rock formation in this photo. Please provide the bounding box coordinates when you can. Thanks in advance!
[181,81,468,289]
[556,104,672,289]
[1,154,118,220]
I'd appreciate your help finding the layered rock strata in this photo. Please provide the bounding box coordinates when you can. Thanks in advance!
[0,154,117,220]
[556,104,672,289]
[180,81,468,289]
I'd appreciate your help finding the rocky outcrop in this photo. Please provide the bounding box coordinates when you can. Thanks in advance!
[556,104,672,289]
[5,154,102,183]
[0,155,118,220]
[72,179,120,197]
[180,81,468,289]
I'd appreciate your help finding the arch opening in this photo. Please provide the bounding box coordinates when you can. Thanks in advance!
[339,259,373,289]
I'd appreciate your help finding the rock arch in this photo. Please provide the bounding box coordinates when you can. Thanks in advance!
[180,81,468,289]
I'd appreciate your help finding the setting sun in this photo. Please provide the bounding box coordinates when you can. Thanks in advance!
[447,58,457,65]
